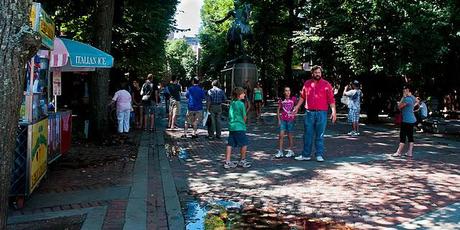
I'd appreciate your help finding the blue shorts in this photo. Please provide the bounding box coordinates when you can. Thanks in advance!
[279,120,295,133]
[227,131,248,147]
[348,108,360,123]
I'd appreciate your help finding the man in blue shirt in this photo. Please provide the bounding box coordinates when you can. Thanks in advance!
[184,77,206,138]
[207,80,227,139]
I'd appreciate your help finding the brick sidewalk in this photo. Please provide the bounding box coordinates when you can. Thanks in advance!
[7,124,173,229]
[7,132,141,230]
[8,98,458,229]
[164,97,460,229]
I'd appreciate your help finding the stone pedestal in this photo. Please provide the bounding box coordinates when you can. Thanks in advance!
[220,58,258,97]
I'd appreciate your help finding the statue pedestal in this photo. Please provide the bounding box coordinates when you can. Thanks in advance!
[220,59,258,97]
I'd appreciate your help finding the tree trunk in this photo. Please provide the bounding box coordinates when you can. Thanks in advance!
[0,0,41,227]
[283,40,294,84]
[283,3,297,87]
[364,40,380,123]
[89,0,115,141]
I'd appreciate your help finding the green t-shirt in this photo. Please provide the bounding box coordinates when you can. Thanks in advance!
[254,88,263,101]
[228,100,246,131]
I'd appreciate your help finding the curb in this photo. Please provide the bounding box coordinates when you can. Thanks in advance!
[123,132,150,230]
[156,127,185,229]
[7,206,107,229]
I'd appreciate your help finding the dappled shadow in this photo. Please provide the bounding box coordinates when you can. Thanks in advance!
[161,98,460,229]
[398,202,460,229]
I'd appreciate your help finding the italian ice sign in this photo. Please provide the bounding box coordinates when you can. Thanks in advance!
[29,118,48,192]
[48,38,114,69]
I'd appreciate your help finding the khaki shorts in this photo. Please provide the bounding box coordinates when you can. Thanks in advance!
[185,110,202,125]
[169,100,180,116]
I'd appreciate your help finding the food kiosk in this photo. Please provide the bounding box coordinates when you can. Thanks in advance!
[10,3,114,209]
[10,2,54,208]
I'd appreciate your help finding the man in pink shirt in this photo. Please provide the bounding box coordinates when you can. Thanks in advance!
[293,65,336,162]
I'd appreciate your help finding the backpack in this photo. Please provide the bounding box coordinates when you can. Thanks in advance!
[140,83,152,101]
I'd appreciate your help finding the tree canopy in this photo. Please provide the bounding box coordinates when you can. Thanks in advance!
[43,0,178,79]
[199,0,234,80]
[165,39,197,80]
[199,0,460,117]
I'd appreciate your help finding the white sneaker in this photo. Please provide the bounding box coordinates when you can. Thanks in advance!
[294,155,311,161]
[316,156,325,162]
[285,150,295,158]
[238,159,252,168]
[224,161,237,169]
[275,150,284,158]
[352,132,360,136]
[347,131,355,135]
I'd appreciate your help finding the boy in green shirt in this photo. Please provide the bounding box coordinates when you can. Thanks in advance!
[225,87,251,168]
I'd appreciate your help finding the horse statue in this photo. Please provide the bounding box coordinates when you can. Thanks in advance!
[213,0,252,60]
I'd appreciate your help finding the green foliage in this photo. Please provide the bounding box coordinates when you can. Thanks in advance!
[42,0,95,41]
[249,0,289,79]
[165,39,197,80]
[200,0,310,95]
[42,0,178,78]
[112,0,178,77]
[205,214,226,230]
[293,0,456,89]
[45,0,458,99]
[199,0,233,80]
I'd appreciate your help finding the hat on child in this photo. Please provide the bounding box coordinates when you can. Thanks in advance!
[352,80,360,86]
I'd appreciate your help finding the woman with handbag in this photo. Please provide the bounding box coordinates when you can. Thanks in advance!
[111,83,132,134]
[140,74,159,131]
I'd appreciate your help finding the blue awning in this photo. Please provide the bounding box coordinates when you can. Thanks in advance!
[50,38,114,69]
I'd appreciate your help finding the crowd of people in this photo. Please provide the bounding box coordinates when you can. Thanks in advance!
[110,65,432,169]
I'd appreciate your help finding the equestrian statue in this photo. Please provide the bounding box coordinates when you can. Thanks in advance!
[213,0,253,62]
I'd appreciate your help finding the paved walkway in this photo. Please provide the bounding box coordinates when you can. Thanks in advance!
[7,107,182,230]
[6,97,459,229]
[164,97,460,229]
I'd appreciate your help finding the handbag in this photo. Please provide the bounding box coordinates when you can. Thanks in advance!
[340,95,349,105]
[202,111,209,127]
[140,83,152,101]
[394,112,402,125]
[142,95,151,100]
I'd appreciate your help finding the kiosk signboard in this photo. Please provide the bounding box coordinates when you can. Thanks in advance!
[29,118,48,192]
[30,3,55,49]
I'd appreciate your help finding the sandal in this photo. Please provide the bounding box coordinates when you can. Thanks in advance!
[391,152,402,157]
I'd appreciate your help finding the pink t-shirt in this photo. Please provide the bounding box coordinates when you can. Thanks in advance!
[112,89,132,112]
[279,96,297,121]
[300,78,335,111]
